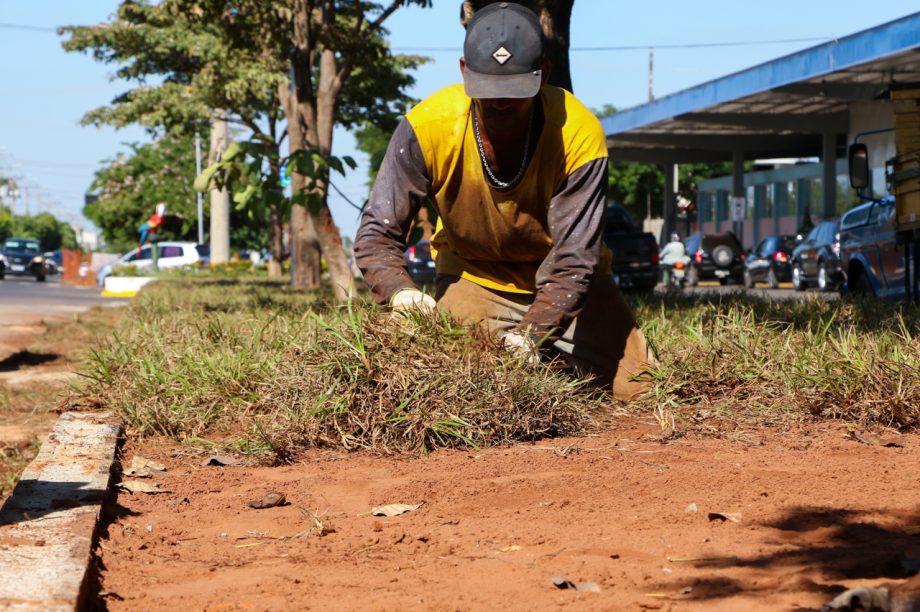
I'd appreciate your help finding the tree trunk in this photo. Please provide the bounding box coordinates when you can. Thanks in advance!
[279,68,322,290]
[208,110,231,263]
[267,203,284,279]
[460,0,573,92]
[311,43,357,302]
[289,196,321,289]
[285,0,356,301]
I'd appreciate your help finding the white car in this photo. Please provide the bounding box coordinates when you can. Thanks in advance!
[96,242,209,285]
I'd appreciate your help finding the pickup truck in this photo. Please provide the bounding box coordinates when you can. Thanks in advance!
[839,196,908,300]
[602,204,659,291]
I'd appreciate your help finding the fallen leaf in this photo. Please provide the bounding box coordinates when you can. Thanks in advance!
[552,576,576,590]
[848,431,904,448]
[551,576,601,593]
[248,492,287,509]
[119,480,169,494]
[707,511,741,524]
[201,454,242,467]
[499,545,523,552]
[371,503,422,517]
[123,455,167,478]
[684,502,698,513]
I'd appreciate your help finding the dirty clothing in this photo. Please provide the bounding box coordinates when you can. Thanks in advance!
[354,83,655,395]
[355,84,609,340]
[435,274,656,401]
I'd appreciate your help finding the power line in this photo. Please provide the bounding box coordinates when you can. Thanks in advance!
[0,22,57,33]
[1,21,834,52]
[393,37,834,53]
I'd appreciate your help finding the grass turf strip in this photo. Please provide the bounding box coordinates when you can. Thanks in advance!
[69,279,920,459]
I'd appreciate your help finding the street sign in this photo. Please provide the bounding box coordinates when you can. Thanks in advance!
[730,196,746,222]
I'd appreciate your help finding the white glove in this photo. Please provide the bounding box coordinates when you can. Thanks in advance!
[390,288,437,313]
[501,330,541,365]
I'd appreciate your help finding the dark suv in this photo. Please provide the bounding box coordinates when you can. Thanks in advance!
[839,197,905,300]
[791,220,842,292]
[0,238,46,281]
[684,232,745,286]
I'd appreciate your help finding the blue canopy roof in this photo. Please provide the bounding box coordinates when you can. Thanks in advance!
[603,12,920,163]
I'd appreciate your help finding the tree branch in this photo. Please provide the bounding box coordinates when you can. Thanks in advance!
[366,0,404,34]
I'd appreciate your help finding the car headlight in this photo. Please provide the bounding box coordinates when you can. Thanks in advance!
[33,256,43,263]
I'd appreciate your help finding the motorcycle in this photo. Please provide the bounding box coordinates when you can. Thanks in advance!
[661,259,688,289]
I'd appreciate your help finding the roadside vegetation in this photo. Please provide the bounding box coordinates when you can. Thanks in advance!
[71,279,601,459]
[631,291,920,431]
[68,280,920,461]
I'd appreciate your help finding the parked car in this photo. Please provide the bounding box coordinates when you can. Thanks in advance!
[405,239,436,285]
[838,196,906,300]
[0,238,47,281]
[43,250,62,275]
[684,231,745,286]
[602,204,659,291]
[743,235,798,288]
[791,220,842,292]
[96,242,209,286]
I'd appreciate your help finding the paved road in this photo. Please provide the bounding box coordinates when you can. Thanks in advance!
[0,276,126,322]
[675,281,840,301]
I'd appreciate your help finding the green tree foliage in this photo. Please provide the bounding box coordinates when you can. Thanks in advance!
[62,0,427,289]
[87,131,266,253]
[7,213,78,251]
[0,205,13,243]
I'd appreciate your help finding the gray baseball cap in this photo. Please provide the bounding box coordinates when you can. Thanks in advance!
[462,2,544,99]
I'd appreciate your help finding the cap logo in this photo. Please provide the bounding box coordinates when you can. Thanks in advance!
[492,46,512,65]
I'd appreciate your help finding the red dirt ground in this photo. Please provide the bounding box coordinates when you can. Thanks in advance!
[92,419,920,611]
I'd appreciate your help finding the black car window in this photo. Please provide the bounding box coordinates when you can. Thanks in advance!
[127,246,152,262]
[604,208,635,233]
[841,206,870,230]
[867,205,879,225]
[754,240,768,257]
[3,240,41,254]
[877,203,895,228]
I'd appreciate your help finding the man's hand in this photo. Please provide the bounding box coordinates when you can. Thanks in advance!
[501,329,541,365]
[390,288,437,313]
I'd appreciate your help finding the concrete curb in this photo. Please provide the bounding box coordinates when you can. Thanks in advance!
[0,412,122,611]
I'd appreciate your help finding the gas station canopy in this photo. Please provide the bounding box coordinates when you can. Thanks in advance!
[602,12,920,164]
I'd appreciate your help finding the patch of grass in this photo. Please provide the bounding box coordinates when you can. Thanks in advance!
[71,279,603,459]
[69,280,920,459]
[629,290,920,430]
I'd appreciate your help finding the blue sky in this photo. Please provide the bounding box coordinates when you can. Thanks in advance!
[1,1,918,241]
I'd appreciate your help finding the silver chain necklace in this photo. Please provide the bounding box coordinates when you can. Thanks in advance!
[471,104,534,189]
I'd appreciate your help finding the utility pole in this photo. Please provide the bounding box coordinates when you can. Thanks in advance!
[209,110,230,263]
[648,47,655,102]
[195,132,204,245]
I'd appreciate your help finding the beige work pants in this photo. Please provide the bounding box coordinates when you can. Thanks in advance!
[434,275,657,401]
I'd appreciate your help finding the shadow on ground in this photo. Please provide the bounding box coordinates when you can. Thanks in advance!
[652,505,920,605]
[0,350,59,372]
